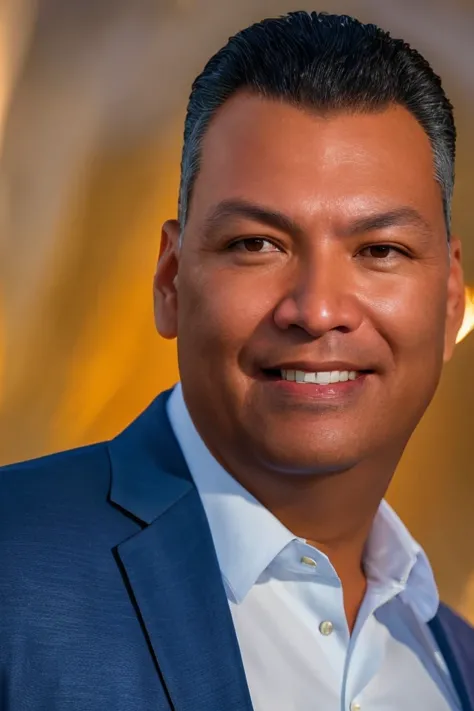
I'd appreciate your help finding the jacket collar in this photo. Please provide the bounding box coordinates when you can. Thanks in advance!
[109,389,194,524]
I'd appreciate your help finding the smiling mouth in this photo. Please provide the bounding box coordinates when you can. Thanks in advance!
[262,368,371,384]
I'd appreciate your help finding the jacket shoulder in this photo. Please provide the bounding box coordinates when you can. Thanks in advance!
[0,441,107,472]
[0,440,109,479]
[0,442,111,523]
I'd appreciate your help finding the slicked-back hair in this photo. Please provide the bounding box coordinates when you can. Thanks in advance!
[178,11,455,237]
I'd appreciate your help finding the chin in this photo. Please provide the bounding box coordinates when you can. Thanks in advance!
[254,437,363,476]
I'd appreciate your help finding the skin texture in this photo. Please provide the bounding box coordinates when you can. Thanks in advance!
[154,94,465,629]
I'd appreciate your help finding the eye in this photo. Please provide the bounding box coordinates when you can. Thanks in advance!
[358,244,405,259]
[229,237,281,253]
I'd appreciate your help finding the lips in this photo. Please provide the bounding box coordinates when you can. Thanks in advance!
[256,365,373,407]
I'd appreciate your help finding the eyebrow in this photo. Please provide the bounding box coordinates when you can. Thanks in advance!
[203,199,433,240]
[342,207,433,239]
[203,199,304,239]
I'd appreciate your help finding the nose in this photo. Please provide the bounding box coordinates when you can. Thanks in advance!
[273,254,363,337]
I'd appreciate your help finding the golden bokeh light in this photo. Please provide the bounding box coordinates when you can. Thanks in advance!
[456,286,474,344]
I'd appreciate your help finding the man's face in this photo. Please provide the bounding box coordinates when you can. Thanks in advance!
[155,95,464,476]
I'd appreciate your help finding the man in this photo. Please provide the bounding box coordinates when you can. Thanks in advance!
[0,9,472,711]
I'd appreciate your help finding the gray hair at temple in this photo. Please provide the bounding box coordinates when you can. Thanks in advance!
[178,11,456,240]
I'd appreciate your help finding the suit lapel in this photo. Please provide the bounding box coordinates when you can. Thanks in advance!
[108,390,253,711]
[429,605,474,711]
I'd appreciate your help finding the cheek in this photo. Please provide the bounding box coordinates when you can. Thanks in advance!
[370,279,448,368]
[177,270,271,356]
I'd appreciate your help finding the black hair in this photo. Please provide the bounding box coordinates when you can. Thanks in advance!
[179,11,455,235]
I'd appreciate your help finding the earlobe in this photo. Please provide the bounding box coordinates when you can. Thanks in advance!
[153,220,181,340]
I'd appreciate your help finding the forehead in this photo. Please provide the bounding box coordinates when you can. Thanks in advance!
[188,94,444,230]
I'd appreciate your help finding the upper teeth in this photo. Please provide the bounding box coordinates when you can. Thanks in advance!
[281,370,358,384]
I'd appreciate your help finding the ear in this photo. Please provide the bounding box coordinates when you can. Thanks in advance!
[154,220,181,339]
[443,236,465,362]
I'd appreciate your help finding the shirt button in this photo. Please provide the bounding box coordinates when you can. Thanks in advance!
[300,556,318,568]
[319,620,334,636]
[350,703,361,711]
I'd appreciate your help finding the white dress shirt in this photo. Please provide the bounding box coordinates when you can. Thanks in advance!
[167,383,460,711]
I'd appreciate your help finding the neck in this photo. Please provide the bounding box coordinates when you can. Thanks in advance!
[232,450,397,548]
[223,452,401,631]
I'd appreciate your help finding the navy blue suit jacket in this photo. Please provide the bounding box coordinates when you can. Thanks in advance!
[0,389,473,710]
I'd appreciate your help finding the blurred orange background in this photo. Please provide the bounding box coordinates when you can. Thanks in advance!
[0,0,473,620]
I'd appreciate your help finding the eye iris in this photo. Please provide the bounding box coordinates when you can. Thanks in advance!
[244,238,265,252]
[370,245,391,258]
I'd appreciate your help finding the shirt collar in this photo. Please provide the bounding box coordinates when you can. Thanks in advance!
[364,500,439,620]
[166,383,439,621]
